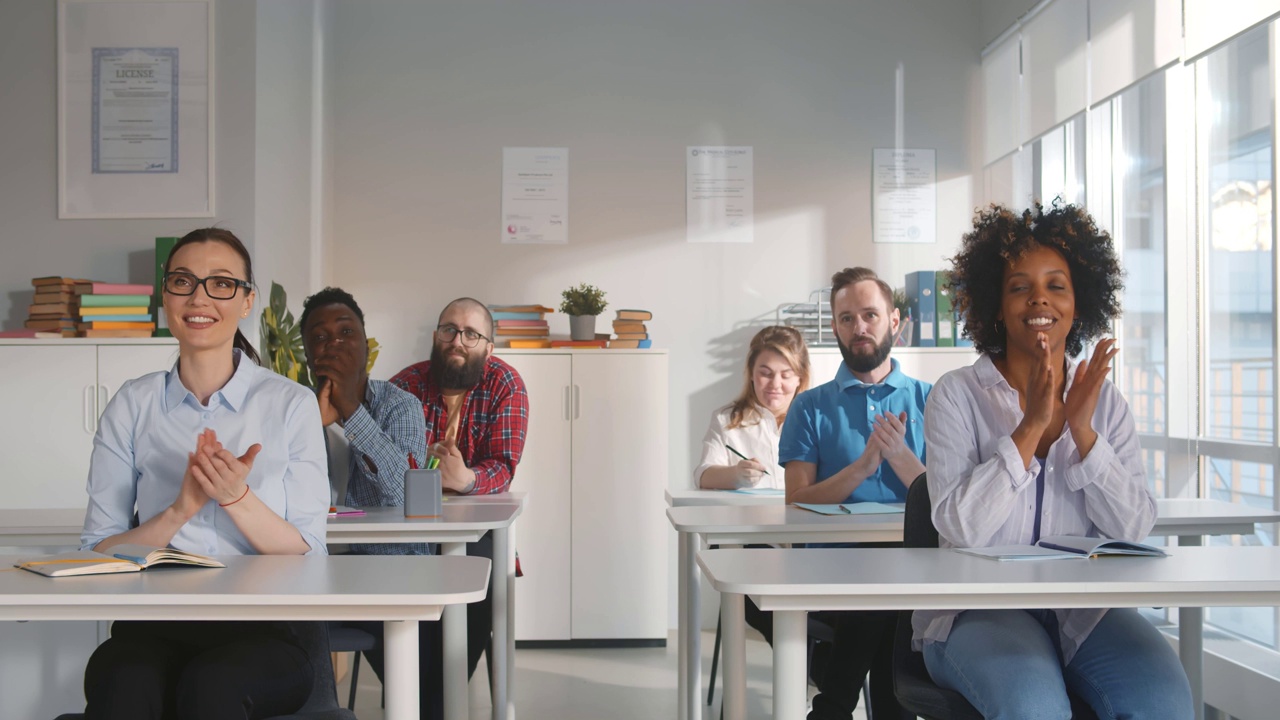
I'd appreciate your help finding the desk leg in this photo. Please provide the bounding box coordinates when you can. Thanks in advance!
[492,525,511,720]
[442,541,469,720]
[687,531,703,720]
[774,610,807,720]
[678,530,689,720]
[721,591,746,720]
[1179,535,1204,720]
[385,619,420,720]
[506,525,517,720]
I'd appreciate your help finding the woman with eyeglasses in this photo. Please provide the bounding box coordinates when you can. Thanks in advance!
[77,228,329,720]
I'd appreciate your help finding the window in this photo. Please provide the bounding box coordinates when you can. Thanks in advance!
[1200,24,1274,445]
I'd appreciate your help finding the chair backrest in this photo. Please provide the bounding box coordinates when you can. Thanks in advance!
[903,472,939,549]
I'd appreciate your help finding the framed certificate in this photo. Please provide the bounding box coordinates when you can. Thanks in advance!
[58,0,214,218]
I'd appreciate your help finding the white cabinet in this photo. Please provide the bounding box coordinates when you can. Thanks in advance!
[498,350,669,643]
[0,340,178,509]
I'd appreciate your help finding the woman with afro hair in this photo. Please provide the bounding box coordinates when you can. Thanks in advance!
[912,202,1193,719]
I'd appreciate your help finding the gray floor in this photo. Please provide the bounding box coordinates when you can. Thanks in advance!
[338,629,869,720]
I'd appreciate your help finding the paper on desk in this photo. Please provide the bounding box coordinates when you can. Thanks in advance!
[952,545,1083,561]
[794,502,904,516]
[730,488,786,496]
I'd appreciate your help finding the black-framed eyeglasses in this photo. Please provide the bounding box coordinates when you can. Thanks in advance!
[163,271,252,300]
[437,324,490,348]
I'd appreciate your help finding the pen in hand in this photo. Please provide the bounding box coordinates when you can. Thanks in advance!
[725,444,770,475]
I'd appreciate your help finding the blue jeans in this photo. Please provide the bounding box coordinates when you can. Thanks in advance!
[922,608,1192,720]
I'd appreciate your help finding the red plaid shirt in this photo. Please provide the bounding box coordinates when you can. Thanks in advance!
[390,355,528,495]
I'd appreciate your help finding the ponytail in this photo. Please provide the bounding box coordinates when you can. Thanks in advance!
[234,329,261,366]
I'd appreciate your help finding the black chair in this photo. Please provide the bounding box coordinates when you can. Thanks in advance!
[56,622,356,720]
[892,474,1097,720]
[328,622,378,711]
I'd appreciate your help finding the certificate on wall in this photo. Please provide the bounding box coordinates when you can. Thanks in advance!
[92,48,179,173]
[687,146,753,243]
[58,0,213,218]
[873,148,936,244]
[502,147,569,244]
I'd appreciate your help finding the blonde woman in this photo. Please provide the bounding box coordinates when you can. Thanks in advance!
[696,325,810,490]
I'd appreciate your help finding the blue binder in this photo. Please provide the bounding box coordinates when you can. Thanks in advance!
[905,271,937,347]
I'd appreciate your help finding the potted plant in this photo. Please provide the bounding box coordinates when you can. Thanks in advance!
[560,283,608,341]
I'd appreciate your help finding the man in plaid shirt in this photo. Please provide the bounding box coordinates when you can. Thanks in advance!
[391,296,529,719]
[391,297,528,497]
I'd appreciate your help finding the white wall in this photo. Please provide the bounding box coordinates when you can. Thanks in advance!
[0,0,260,333]
[980,0,1041,46]
[326,0,983,493]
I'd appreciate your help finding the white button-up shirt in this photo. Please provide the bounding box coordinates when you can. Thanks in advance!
[82,350,329,556]
[695,404,786,490]
[913,354,1155,662]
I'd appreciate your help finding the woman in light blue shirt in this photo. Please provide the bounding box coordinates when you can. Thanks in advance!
[919,204,1191,719]
[77,229,328,720]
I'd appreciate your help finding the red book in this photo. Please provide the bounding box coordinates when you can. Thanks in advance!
[75,282,155,295]
[495,320,550,328]
[549,340,608,348]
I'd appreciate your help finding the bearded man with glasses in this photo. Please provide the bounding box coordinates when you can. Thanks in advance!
[390,297,528,717]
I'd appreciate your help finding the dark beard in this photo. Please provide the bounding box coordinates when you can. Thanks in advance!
[838,330,893,374]
[430,343,487,390]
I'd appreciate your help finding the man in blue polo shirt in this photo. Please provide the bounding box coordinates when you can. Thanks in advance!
[780,266,929,720]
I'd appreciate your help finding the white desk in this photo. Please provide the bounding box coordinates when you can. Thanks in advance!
[0,495,524,720]
[668,499,1280,720]
[665,488,786,507]
[700,545,1280,720]
[0,553,489,720]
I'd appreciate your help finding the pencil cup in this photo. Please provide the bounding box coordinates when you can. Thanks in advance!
[404,468,442,518]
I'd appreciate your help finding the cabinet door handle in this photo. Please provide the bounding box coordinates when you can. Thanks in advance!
[564,385,572,421]
[83,386,95,434]
[573,384,581,420]
[98,385,110,420]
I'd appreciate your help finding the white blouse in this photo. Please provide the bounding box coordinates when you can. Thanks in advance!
[694,404,786,490]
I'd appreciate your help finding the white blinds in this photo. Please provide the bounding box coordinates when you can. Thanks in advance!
[1088,0,1181,105]
[1185,0,1280,61]
[983,35,1021,165]
[1020,0,1087,144]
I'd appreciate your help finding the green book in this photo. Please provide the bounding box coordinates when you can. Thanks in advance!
[79,294,151,307]
[935,271,956,347]
[155,237,178,337]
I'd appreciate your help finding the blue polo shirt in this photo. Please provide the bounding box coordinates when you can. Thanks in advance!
[779,358,931,503]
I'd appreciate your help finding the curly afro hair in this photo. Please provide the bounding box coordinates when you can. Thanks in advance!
[948,202,1123,357]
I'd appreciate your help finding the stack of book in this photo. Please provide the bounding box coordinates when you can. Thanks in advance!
[23,277,82,336]
[75,282,156,338]
[609,309,653,349]
[490,304,555,349]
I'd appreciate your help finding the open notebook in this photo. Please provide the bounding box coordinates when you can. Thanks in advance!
[955,536,1169,561]
[15,544,225,577]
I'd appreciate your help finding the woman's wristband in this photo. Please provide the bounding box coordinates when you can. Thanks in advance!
[219,485,251,508]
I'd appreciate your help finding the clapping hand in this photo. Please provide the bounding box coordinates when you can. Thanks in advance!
[189,428,262,506]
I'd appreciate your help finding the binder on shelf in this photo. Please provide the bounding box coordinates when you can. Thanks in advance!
[904,271,936,347]
[155,237,179,337]
[935,271,955,347]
